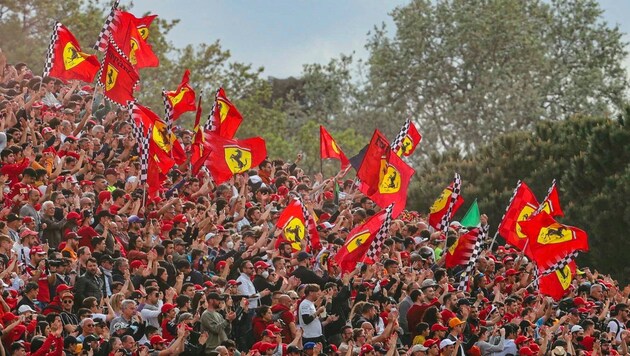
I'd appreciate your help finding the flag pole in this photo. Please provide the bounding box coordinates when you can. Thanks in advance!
[488,230,500,252]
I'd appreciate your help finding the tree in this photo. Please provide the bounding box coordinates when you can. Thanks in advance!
[410,112,630,283]
[365,0,628,155]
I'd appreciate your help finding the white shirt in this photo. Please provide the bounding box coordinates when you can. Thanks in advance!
[236,272,260,308]
[298,298,322,338]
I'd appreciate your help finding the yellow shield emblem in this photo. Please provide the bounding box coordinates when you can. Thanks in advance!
[331,140,340,154]
[430,188,451,214]
[378,160,401,194]
[283,217,305,250]
[346,230,371,253]
[169,88,189,106]
[556,265,572,290]
[152,121,173,152]
[448,238,460,255]
[129,38,139,65]
[63,42,87,70]
[396,135,414,156]
[516,205,536,239]
[224,146,251,174]
[217,99,230,122]
[105,64,118,92]
[537,223,574,245]
[137,26,149,40]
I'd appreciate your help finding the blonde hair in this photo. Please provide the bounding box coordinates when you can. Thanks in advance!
[110,293,125,316]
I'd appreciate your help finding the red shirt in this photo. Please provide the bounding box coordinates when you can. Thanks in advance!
[26,264,51,304]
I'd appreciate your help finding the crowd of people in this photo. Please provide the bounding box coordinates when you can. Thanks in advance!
[1,49,630,356]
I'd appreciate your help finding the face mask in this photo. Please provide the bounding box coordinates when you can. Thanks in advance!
[226,241,234,249]
[261,271,269,279]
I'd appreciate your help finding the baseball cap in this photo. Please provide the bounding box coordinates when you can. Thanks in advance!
[410,344,428,352]
[254,261,271,269]
[6,214,20,222]
[29,246,46,255]
[296,251,312,261]
[431,323,448,332]
[448,317,465,328]
[19,229,38,239]
[128,215,144,224]
[423,339,440,348]
[571,325,584,333]
[161,303,176,314]
[150,335,167,344]
[17,305,36,314]
[207,293,227,301]
[439,339,455,349]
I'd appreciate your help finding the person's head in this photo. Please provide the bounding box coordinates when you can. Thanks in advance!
[614,303,629,321]
[10,342,26,356]
[448,317,465,336]
[23,282,39,299]
[304,284,321,301]
[80,318,95,335]
[86,257,99,275]
[61,294,74,311]
[120,299,137,319]
[257,305,272,321]
[121,335,135,352]
[240,260,255,276]
[206,292,227,309]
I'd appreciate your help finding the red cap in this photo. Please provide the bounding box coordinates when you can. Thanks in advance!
[503,256,514,263]
[505,269,518,276]
[277,186,289,196]
[431,323,448,332]
[56,284,73,295]
[19,229,38,239]
[98,191,112,202]
[573,297,587,306]
[323,191,334,200]
[227,280,242,286]
[150,335,167,344]
[194,284,203,291]
[29,246,46,255]
[173,214,188,224]
[515,335,531,345]
[204,281,215,288]
[130,260,146,270]
[161,303,176,314]
[360,344,374,355]
[80,180,94,186]
[254,261,271,270]
[215,261,227,270]
[481,298,490,304]
[22,216,34,224]
[65,232,80,240]
[266,324,283,334]
[256,342,277,353]
[423,339,440,348]
[495,275,506,283]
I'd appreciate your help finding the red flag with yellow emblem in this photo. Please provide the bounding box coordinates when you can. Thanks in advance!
[320,126,349,168]
[163,70,196,121]
[44,22,100,83]
[358,147,414,218]
[444,228,480,268]
[199,132,267,184]
[98,38,139,107]
[392,119,422,157]
[518,211,589,272]
[275,199,310,252]
[497,181,539,251]
[130,103,187,173]
[109,10,158,69]
[427,183,465,230]
[334,207,390,272]
[539,260,577,300]
[207,88,243,139]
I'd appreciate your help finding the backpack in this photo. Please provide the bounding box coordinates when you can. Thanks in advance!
[607,318,623,339]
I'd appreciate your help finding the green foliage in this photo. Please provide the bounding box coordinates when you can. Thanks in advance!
[365,0,628,156]
[411,114,630,283]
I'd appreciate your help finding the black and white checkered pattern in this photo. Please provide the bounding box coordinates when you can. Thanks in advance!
[458,229,483,291]
[528,251,578,289]
[162,89,174,135]
[204,88,221,132]
[296,195,311,244]
[367,203,394,262]
[436,173,462,234]
[43,22,62,77]
[391,118,411,153]
[129,103,151,183]
[94,0,120,52]
[534,179,557,216]
[97,38,138,108]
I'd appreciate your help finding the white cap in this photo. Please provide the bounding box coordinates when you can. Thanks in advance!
[571,325,584,333]
[18,305,36,314]
[410,344,428,352]
[439,339,456,349]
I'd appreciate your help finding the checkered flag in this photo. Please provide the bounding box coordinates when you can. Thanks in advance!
[162,89,174,135]
[93,0,120,52]
[296,195,311,244]
[458,228,483,291]
[43,22,62,77]
[129,103,151,183]
[367,203,394,262]
[531,265,540,290]
[391,118,411,153]
[528,251,578,290]
[204,88,221,132]
[534,179,557,216]
[436,173,462,234]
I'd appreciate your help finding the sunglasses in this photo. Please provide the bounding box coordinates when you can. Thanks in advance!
[63,299,74,304]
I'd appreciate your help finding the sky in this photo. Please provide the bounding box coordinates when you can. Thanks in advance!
[131,0,630,79]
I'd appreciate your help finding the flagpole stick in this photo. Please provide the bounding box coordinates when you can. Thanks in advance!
[141,182,147,209]
[488,230,499,252]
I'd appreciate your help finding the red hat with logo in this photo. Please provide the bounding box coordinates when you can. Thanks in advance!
[161,303,176,314]
[150,335,167,345]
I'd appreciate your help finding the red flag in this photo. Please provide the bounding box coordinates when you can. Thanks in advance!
[427,183,465,230]
[44,23,100,83]
[497,181,539,251]
[200,132,267,184]
[334,208,391,272]
[110,10,158,68]
[210,88,243,139]
[98,39,139,107]
[539,260,577,300]
[536,181,564,218]
[275,199,310,252]
[395,120,422,157]
[518,211,589,271]
[358,149,415,218]
[130,103,187,173]
[320,126,349,168]
[357,130,390,194]
[444,228,480,268]
[164,70,196,121]
[190,96,205,174]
